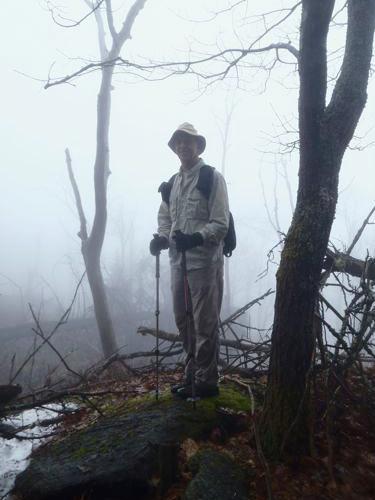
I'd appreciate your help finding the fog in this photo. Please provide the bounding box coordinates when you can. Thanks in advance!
[1,1,375,381]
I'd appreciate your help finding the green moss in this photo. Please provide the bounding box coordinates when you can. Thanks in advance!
[156,383,249,411]
[72,446,87,460]
[15,382,252,499]
[41,384,251,462]
[72,383,251,421]
[209,384,251,412]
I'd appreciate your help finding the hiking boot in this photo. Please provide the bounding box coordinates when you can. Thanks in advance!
[170,381,191,394]
[176,382,219,399]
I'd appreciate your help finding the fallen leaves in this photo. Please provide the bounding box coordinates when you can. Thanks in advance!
[180,438,199,462]
[31,367,375,499]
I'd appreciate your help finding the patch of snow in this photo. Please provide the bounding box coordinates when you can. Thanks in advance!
[0,405,71,499]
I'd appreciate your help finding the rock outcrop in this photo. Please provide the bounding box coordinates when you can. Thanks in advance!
[14,384,252,499]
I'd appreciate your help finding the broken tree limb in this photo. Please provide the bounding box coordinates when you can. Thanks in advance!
[137,327,270,355]
[220,289,274,326]
[218,359,268,379]
[346,204,375,256]
[324,249,375,280]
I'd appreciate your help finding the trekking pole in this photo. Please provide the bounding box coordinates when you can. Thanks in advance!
[181,250,198,409]
[155,248,160,401]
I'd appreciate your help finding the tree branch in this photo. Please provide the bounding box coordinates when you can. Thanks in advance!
[105,0,117,40]
[221,289,274,326]
[137,327,270,355]
[324,249,375,281]
[10,274,86,383]
[346,204,375,256]
[115,0,147,50]
[325,0,375,150]
[48,0,105,28]
[29,303,84,382]
[248,1,301,54]
[299,0,335,166]
[65,148,88,241]
[90,0,110,60]
[44,40,298,89]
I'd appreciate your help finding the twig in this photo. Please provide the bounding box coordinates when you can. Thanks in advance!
[65,149,88,241]
[346,204,375,255]
[29,303,85,382]
[47,0,105,28]
[10,273,86,383]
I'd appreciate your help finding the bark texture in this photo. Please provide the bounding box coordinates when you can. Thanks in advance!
[261,0,375,458]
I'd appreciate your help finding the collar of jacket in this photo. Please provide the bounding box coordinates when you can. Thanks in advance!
[179,158,204,177]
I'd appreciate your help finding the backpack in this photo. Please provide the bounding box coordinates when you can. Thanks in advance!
[158,165,236,257]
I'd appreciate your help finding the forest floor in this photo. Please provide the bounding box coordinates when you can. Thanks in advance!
[13,366,375,499]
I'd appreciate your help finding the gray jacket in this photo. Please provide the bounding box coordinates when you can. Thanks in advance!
[158,159,230,271]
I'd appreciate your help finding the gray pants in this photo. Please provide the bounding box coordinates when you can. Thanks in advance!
[171,264,223,385]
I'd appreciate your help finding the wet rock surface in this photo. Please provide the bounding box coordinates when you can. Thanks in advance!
[185,447,250,500]
[13,385,251,499]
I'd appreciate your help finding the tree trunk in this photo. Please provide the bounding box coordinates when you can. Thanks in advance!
[66,1,147,358]
[219,101,235,316]
[261,0,375,459]
[83,246,117,359]
[82,64,118,358]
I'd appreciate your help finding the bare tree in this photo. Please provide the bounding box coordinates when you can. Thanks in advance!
[61,0,147,358]
[216,98,237,316]
[261,0,375,458]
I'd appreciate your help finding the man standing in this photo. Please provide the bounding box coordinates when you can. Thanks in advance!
[150,123,230,398]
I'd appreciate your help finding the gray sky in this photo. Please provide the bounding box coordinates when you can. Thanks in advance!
[1,0,374,325]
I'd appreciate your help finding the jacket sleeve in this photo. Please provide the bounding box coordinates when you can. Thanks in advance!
[199,171,230,246]
[157,201,172,241]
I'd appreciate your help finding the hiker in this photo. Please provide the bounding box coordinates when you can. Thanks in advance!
[149,123,230,398]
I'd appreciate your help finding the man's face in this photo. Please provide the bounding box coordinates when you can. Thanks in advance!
[174,133,200,165]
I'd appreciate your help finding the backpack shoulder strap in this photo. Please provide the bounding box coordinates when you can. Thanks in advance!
[158,173,177,205]
[197,165,236,257]
[196,165,214,200]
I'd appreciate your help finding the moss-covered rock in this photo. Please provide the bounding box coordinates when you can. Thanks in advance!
[13,384,251,500]
[184,448,250,500]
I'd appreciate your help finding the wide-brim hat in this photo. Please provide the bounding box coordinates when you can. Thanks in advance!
[168,122,206,154]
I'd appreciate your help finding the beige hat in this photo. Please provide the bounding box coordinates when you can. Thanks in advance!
[168,122,206,154]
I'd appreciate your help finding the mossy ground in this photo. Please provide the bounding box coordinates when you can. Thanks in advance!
[11,370,375,499]
[13,381,252,500]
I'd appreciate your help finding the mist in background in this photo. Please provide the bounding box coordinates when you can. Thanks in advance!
[1,1,374,383]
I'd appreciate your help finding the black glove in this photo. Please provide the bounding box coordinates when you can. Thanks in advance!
[149,234,169,256]
[173,230,204,252]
